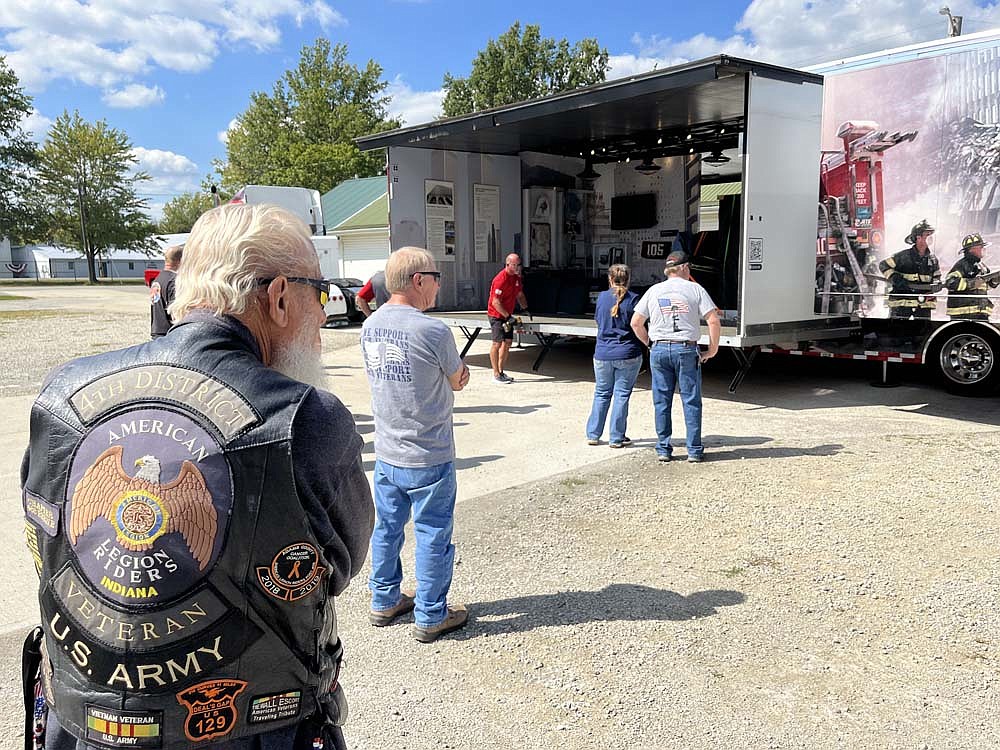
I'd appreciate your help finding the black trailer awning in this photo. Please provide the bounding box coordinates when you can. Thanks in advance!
[357,56,821,161]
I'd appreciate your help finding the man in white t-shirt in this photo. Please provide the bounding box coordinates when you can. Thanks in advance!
[631,250,720,463]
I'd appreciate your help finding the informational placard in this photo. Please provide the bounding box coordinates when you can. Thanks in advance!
[473,184,501,263]
[640,240,671,260]
[424,179,455,260]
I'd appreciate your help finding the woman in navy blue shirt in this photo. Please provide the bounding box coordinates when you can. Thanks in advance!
[586,264,645,448]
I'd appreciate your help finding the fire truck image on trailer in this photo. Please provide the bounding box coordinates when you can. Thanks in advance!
[357,29,1000,396]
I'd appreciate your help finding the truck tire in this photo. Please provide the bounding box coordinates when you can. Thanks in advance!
[929,326,1000,395]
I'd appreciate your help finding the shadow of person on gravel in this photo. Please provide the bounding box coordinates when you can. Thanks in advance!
[450,584,745,638]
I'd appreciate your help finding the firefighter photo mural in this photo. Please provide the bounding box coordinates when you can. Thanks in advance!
[817,46,1000,321]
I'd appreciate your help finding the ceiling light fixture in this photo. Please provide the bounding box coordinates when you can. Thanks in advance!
[635,156,661,175]
[577,160,600,180]
[657,137,663,144]
[703,150,731,164]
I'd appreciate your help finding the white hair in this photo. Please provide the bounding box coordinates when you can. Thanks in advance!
[385,247,435,293]
[169,203,316,320]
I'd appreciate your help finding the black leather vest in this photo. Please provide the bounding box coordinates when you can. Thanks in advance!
[22,316,342,748]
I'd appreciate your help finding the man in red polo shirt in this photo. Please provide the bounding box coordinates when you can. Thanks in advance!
[487,253,529,383]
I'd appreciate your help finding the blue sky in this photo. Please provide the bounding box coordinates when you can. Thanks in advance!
[4,0,1000,218]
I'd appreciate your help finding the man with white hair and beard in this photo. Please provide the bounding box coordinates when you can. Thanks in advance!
[20,203,373,750]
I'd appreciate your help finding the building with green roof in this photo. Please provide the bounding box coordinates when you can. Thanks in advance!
[320,176,390,281]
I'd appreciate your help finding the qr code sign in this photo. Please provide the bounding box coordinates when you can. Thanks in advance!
[748,238,764,270]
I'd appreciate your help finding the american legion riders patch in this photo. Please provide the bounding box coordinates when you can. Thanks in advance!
[65,407,233,606]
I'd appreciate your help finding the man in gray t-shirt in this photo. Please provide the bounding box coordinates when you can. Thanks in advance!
[632,250,721,463]
[361,246,471,643]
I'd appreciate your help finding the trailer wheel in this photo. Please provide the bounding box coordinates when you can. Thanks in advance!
[930,328,1000,395]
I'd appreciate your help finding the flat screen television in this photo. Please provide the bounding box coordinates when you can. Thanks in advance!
[610,193,657,230]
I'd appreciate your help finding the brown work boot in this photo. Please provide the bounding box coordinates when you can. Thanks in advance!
[412,604,469,643]
[369,591,415,627]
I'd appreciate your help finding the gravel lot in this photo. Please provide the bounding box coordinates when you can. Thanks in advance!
[1,285,997,749]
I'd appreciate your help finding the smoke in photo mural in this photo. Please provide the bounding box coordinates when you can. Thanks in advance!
[818,48,1000,319]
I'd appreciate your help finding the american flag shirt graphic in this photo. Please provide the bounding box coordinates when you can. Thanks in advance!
[658,297,690,316]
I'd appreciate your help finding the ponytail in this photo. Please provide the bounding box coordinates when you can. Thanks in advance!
[608,264,631,317]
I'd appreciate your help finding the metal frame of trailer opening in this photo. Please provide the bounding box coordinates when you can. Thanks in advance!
[356,55,859,389]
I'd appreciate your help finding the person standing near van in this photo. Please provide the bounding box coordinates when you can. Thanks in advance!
[586,264,644,448]
[631,250,720,463]
[357,269,390,317]
[149,244,182,337]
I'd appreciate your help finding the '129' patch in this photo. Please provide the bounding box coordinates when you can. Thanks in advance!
[176,679,246,743]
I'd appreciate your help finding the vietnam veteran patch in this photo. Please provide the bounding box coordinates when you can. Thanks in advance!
[85,705,162,748]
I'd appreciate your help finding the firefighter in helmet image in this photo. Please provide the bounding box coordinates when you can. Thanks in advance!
[945,233,999,320]
[878,219,942,318]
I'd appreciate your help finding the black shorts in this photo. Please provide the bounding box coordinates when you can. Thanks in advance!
[489,316,513,342]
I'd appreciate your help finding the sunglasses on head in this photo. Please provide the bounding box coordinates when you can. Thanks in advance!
[412,270,442,280]
[257,277,330,306]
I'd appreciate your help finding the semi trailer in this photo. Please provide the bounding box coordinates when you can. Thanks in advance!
[357,29,1000,395]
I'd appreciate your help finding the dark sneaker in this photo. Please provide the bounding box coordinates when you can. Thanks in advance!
[493,375,511,384]
[413,604,469,643]
[369,591,415,627]
[499,372,515,383]
[657,454,672,463]
[621,436,632,445]
[609,442,623,449]
[587,438,600,446]
[687,454,705,464]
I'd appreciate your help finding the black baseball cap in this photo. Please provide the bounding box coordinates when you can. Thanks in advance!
[664,249,689,267]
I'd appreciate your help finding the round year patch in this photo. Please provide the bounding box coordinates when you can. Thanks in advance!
[256,543,326,602]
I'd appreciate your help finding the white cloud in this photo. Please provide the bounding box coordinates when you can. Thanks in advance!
[217,117,240,145]
[386,76,443,126]
[20,109,52,142]
[625,1,1000,71]
[103,83,165,108]
[0,0,346,103]
[131,146,201,220]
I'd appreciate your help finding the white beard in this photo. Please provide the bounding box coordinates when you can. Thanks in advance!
[272,329,328,390]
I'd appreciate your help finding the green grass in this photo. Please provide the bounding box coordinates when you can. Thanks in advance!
[720,566,745,578]
[559,477,588,489]
[0,293,29,300]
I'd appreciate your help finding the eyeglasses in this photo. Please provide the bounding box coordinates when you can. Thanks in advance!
[412,271,442,281]
[257,277,330,306]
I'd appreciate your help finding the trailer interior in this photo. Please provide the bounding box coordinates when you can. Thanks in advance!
[357,55,858,357]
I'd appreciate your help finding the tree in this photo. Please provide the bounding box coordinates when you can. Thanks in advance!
[159,191,215,233]
[217,38,399,195]
[0,56,38,242]
[32,111,158,283]
[441,23,610,118]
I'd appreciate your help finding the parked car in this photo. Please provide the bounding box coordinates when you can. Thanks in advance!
[327,277,366,322]
[323,282,349,327]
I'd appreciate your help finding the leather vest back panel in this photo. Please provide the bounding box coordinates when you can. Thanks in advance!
[23,318,340,748]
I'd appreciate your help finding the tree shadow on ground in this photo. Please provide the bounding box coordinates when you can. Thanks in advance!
[449,584,745,639]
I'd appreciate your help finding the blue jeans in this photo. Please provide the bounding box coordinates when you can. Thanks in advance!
[370,460,457,627]
[650,342,703,458]
[586,355,642,444]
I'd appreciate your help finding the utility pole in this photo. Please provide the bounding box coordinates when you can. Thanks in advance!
[940,6,963,37]
[76,179,96,283]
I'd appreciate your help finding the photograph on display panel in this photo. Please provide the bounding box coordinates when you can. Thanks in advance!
[424,179,455,260]
[817,46,1000,322]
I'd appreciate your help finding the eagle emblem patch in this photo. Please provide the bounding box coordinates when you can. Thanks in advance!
[66,408,233,605]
